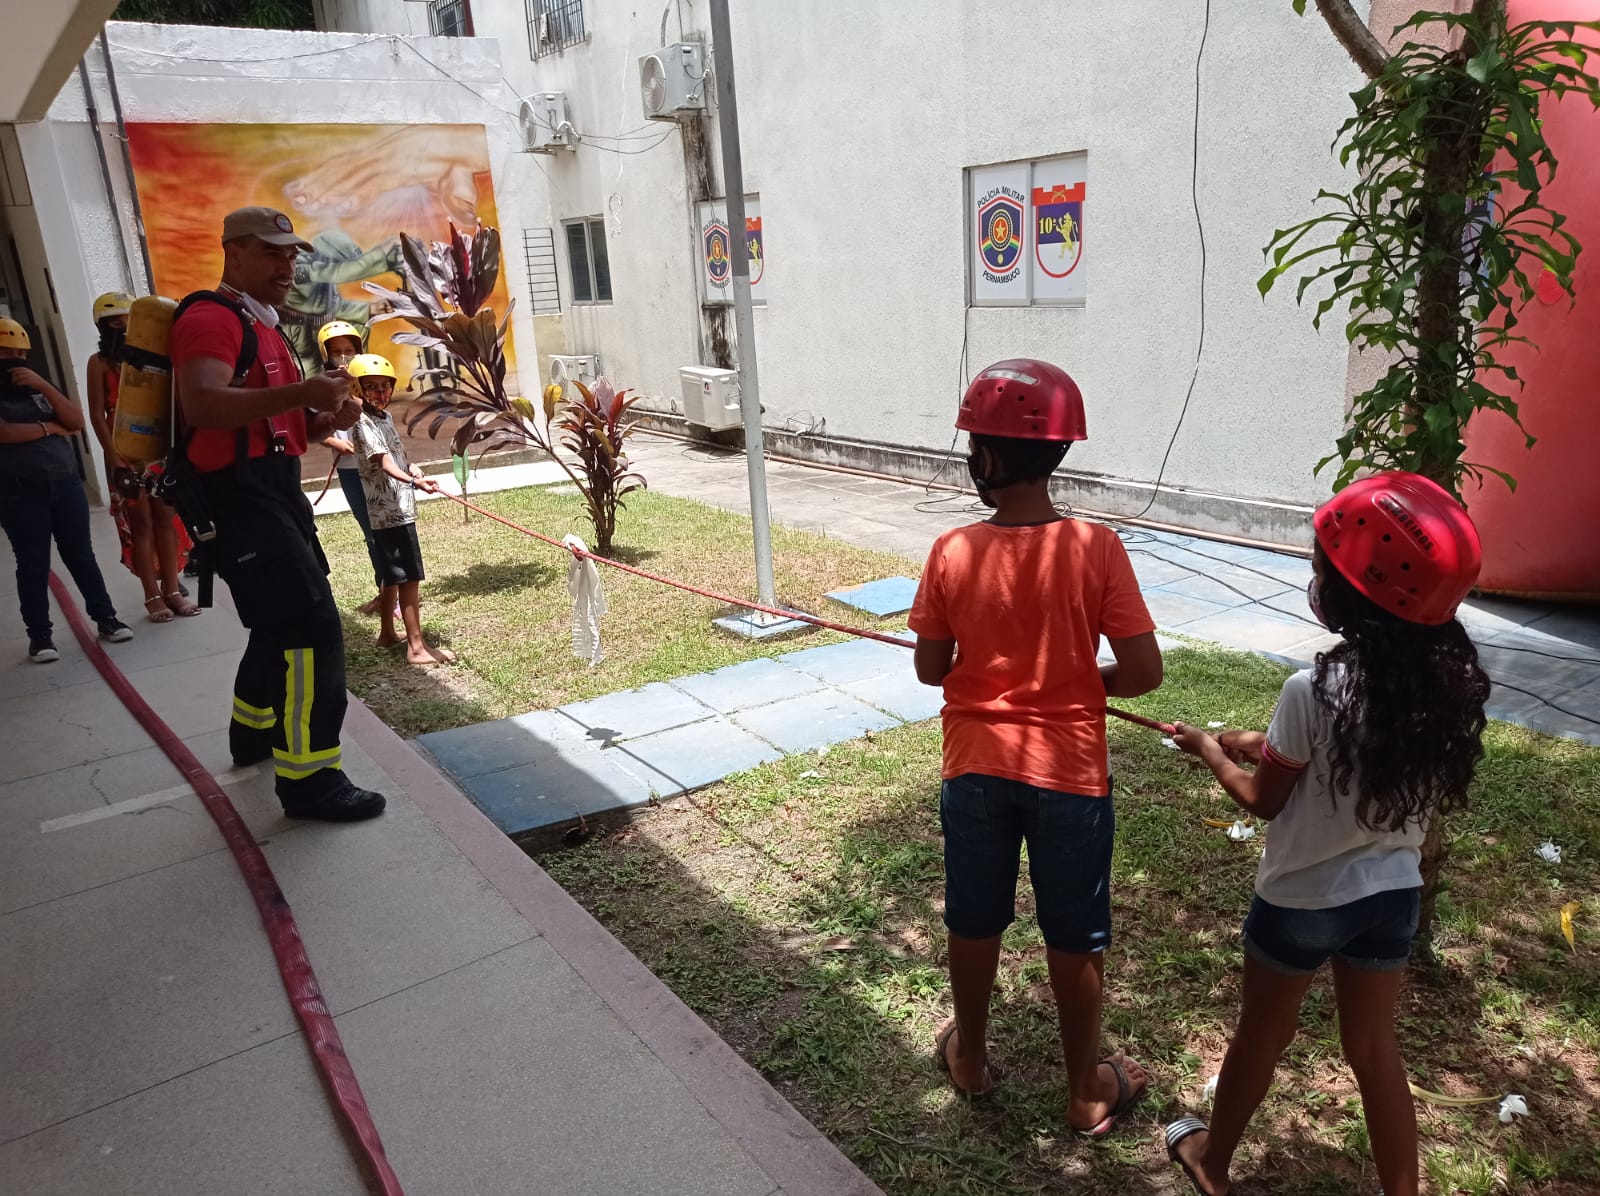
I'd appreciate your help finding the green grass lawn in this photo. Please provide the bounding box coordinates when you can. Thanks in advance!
[543,645,1600,1196]
[316,486,914,737]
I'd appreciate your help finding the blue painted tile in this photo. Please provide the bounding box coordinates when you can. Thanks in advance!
[1236,553,1314,587]
[1181,607,1328,655]
[826,576,921,617]
[416,710,590,781]
[463,746,677,836]
[779,638,913,686]
[1258,591,1322,627]
[615,718,782,791]
[558,682,715,743]
[1522,610,1600,653]
[733,690,899,754]
[667,657,825,714]
[1127,554,1195,588]
[843,673,944,724]
[1475,644,1597,691]
[1141,589,1231,629]
[1154,575,1253,609]
[1206,564,1295,601]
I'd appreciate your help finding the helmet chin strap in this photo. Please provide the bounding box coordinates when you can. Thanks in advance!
[966,449,1011,508]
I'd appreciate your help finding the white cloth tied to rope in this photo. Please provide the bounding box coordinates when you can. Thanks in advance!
[564,534,606,665]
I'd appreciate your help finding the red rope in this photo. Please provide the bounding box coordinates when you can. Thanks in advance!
[436,489,1171,734]
[47,573,405,1196]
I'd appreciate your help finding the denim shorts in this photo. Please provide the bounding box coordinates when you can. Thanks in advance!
[1243,888,1421,975]
[939,773,1114,954]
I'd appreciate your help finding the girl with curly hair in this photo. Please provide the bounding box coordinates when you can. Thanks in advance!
[1163,472,1489,1196]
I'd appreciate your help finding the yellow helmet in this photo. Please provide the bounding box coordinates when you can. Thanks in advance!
[347,354,396,381]
[317,320,363,359]
[0,318,30,352]
[93,292,134,321]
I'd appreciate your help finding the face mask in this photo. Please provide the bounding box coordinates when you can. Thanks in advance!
[98,323,126,362]
[1307,577,1328,628]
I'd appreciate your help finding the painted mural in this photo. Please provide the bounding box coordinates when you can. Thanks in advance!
[124,122,517,391]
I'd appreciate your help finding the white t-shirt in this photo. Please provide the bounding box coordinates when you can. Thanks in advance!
[350,408,416,530]
[1255,667,1425,909]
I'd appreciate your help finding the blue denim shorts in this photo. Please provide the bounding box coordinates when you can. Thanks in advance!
[939,773,1114,954]
[1243,888,1421,975]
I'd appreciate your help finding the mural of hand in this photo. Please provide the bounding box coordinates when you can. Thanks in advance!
[285,128,482,225]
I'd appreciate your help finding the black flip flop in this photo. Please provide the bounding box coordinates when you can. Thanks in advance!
[1074,1053,1147,1139]
[1165,1117,1211,1193]
[934,1016,995,1098]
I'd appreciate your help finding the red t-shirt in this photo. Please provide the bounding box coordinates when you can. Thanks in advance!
[170,299,307,473]
[908,519,1155,796]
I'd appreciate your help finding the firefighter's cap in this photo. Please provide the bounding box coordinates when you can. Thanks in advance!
[221,207,314,252]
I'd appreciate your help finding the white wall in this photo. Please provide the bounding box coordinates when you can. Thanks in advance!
[19,20,547,489]
[323,0,1367,525]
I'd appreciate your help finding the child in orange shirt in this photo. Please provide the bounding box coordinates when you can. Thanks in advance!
[909,358,1163,1137]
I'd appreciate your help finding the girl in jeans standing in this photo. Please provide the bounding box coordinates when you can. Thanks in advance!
[1166,472,1489,1196]
[0,318,132,661]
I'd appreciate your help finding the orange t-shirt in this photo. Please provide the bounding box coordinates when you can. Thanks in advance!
[908,519,1155,797]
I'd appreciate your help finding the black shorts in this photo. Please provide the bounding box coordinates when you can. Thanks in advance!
[371,523,425,585]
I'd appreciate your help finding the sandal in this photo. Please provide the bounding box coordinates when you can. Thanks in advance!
[144,595,175,624]
[1165,1117,1216,1194]
[934,1016,996,1098]
[1073,1053,1147,1139]
[164,591,202,618]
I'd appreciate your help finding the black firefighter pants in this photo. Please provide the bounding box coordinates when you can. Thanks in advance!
[204,455,349,804]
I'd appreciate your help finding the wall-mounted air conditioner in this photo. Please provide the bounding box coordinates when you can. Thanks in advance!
[639,43,707,121]
[549,354,600,388]
[518,92,577,153]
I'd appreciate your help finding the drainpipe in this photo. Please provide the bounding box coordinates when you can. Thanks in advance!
[77,61,137,293]
[98,31,154,291]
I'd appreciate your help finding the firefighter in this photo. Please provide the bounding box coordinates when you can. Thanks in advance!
[169,207,384,822]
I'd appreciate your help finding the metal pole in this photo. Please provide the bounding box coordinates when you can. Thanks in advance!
[709,0,777,608]
[99,32,155,293]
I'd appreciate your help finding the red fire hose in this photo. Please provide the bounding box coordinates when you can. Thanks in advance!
[47,572,404,1195]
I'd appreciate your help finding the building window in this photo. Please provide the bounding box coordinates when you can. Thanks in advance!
[967,153,1087,307]
[527,0,587,59]
[564,218,611,304]
[428,0,473,37]
[522,227,562,314]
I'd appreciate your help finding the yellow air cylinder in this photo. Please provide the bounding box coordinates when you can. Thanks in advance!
[112,295,179,465]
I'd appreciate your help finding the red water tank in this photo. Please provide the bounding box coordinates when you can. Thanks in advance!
[1462,1,1600,599]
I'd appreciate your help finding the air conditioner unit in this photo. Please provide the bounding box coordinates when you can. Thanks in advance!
[679,365,741,430]
[549,354,600,389]
[639,43,707,121]
[518,92,577,153]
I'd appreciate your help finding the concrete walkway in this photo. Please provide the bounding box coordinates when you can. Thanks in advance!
[0,510,878,1195]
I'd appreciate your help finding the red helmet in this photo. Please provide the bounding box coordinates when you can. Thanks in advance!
[957,359,1087,442]
[1314,471,1481,625]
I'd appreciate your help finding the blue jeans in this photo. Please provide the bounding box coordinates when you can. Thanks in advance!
[0,473,118,638]
[337,468,386,589]
[940,773,1115,953]
[1243,888,1421,975]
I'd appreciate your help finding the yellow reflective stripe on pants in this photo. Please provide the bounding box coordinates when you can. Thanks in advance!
[283,647,314,763]
[273,745,343,781]
[231,698,276,731]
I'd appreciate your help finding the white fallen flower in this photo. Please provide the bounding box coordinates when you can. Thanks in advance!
[1498,1094,1529,1123]
[1535,841,1563,864]
[1161,737,1179,750]
[1228,821,1257,842]
[1202,1075,1219,1102]
[799,770,821,779]
[1207,721,1226,729]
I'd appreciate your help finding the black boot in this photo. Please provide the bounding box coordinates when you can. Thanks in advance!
[281,776,386,822]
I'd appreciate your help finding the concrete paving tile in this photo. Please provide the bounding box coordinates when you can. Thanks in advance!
[462,746,677,835]
[559,682,716,743]
[1140,589,1232,629]
[415,709,592,780]
[262,797,533,1016]
[1475,644,1597,691]
[1153,574,1254,609]
[1520,609,1600,652]
[779,638,913,685]
[842,672,945,724]
[1457,595,1551,636]
[1205,563,1296,601]
[1181,607,1335,655]
[0,1030,363,1196]
[1128,554,1196,588]
[1520,701,1600,746]
[0,677,159,777]
[667,657,825,714]
[826,576,920,617]
[1259,590,1321,625]
[733,689,899,754]
[614,718,782,791]
[1174,538,1276,565]
[0,849,298,1139]
[339,939,778,1196]
[1234,552,1314,587]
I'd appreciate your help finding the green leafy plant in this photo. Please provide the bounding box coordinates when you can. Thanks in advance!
[1272,2,1600,944]
[365,225,647,555]
[113,0,314,27]
[1265,2,1600,494]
